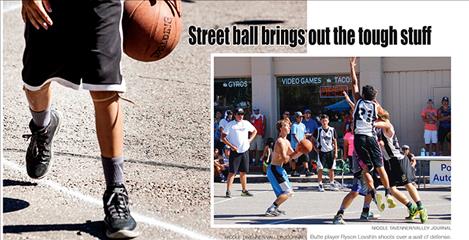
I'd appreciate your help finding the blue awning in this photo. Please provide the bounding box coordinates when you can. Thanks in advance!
[324,99,350,112]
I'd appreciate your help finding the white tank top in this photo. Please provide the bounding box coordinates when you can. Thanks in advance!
[380,129,404,160]
[353,99,377,137]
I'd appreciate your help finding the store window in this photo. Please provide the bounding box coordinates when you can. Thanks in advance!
[214,78,252,114]
[277,74,354,142]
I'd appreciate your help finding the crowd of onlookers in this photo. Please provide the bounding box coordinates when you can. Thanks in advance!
[213,96,450,182]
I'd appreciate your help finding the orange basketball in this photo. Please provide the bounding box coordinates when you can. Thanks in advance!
[123,0,182,62]
[298,139,313,154]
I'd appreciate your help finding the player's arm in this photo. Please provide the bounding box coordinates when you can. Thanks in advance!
[263,115,267,134]
[22,0,53,30]
[373,121,391,130]
[248,129,257,143]
[421,110,427,123]
[343,137,349,159]
[311,129,319,152]
[350,57,361,101]
[333,129,338,159]
[287,142,303,161]
[343,91,355,109]
[221,132,238,152]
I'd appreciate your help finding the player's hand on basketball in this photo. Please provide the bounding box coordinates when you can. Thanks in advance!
[22,0,53,30]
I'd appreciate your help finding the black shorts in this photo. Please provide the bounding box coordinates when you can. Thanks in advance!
[317,151,335,170]
[22,0,124,92]
[437,127,450,143]
[229,151,250,174]
[384,156,414,187]
[354,134,383,171]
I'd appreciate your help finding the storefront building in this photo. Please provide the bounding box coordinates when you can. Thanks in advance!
[214,57,451,151]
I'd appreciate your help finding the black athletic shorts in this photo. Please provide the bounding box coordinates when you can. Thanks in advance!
[437,127,450,143]
[384,156,414,187]
[354,134,383,171]
[317,151,335,170]
[22,0,124,92]
[229,151,250,174]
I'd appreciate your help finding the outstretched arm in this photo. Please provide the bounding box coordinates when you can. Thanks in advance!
[343,91,355,109]
[350,57,361,101]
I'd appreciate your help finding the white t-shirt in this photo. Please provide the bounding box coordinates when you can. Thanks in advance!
[218,118,231,142]
[223,120,256,153]
[219,118,230,130]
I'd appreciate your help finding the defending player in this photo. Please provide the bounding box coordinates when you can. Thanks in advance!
[265,120,305,216]
[375,110,428,223]
[333,151,381,224]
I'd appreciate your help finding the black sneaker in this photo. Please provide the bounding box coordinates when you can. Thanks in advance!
[103,184,139,239]
[22,110,61,179]
[291,171,300,177]
[241,190,253,197]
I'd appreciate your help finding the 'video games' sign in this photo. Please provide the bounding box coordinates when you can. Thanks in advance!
[430,161,451,185]
[278,75,351,87]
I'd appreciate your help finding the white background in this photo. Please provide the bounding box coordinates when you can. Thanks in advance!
[307,1,467,239]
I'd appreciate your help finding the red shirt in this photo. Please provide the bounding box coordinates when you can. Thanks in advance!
[421,108,438,131]
[250,114,265,136]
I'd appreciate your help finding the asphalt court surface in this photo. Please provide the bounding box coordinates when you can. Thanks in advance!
[2,1,307,240]
[214,182,451,225]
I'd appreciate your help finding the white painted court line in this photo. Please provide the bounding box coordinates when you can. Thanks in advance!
[3,159,217,240]
[214,190,271,205]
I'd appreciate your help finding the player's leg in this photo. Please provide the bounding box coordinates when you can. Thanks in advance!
[333,191,359,224]
[360,193,380,220]
[91,91,138,238]
[23,83,61,179]
[317,152,325,191]
[239,151,253,196]
[226,151,240,198]
[424,130,431,154]
[405,183,428,223]
[266,165,292,216]
[327,152,337,189]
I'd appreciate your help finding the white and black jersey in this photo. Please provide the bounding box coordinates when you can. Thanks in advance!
[313,127,337,152]
[353,99,378,137]
[379,130,404,161]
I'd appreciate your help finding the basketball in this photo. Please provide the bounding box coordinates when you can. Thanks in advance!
[123,0,182,62]
[298,139,313,154]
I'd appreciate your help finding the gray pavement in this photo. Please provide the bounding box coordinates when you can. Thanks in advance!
[2,1,307,240]
[214,182,451,226]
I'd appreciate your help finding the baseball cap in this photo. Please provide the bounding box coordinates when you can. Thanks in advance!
[235,108,245,115]
[442,96,449,102]
[401,145,410,149]
[294,111,303,117]
[304,109,312,114]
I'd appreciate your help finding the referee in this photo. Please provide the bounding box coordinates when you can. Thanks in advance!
[222,108,257,198]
